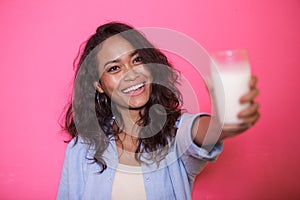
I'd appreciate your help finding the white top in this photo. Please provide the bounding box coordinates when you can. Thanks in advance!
[111,163,147,200]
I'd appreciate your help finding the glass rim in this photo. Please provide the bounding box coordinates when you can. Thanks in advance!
[210,48,248,57]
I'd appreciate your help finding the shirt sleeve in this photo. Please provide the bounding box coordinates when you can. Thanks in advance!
[175,113,223,182]
[56,141,71,200]
[56,137,89,200]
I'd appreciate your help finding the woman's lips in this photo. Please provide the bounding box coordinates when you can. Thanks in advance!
[122,82,145,94]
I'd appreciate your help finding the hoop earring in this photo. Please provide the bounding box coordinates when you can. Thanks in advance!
[96,91,100,104]
[102,93,108,104]
[96,91,108,105]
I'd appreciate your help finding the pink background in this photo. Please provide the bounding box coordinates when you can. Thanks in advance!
[1,0,299,199]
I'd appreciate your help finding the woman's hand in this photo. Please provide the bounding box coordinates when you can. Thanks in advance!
[193,76,260,147]
[221,76,260,139]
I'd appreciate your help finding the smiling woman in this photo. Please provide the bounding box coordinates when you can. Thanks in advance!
[57,22,260,200]
[94,35,153,110]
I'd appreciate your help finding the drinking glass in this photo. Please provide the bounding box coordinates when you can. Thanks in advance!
[209,49,251,127]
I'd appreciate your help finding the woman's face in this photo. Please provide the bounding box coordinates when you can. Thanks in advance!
[95,35,153,111]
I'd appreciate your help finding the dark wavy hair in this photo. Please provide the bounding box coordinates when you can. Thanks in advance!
[63,22,182,172]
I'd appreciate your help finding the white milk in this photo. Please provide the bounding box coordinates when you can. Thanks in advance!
[211,61,251,124]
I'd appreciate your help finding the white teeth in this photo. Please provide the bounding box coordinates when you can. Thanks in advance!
[123,83,144,93]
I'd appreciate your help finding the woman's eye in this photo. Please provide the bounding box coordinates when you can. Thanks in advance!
[107,66,119,72]
[133,56,143,64]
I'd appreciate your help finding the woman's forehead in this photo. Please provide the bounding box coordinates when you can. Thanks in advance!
[97,35,136,65]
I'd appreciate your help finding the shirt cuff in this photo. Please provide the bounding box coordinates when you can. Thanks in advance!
[188,141,223,161]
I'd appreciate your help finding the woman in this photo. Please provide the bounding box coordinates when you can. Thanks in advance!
[57,22,260,200]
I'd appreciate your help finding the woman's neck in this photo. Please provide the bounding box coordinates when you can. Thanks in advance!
[116,107,144,138]
[113,109,142,166]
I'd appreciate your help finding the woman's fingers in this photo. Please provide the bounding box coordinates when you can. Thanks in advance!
[238,102,259,118]
[241,112,260,126]
[238,102,260,127]
[239,76,259,103]
[240,88,259,103]
[249,76,258,89]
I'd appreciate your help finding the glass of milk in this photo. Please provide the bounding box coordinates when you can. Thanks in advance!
[209,49,251,127]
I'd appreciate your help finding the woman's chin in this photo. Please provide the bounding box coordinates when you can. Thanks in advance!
[113,101,148,112]
[125,100,147,110]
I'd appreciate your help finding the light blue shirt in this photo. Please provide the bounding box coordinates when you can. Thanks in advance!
[57,113,223,200]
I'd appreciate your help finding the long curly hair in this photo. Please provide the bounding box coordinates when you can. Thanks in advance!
[63,22,182,172]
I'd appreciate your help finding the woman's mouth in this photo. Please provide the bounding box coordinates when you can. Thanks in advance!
[122,82,146,95]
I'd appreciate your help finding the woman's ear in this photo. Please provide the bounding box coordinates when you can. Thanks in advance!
[93,81,104,93]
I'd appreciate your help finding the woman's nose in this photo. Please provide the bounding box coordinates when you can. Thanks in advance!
[123,64,139,81]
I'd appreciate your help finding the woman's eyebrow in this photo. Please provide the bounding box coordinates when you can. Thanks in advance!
[130,50,138,57]
[103,59,119,68]
[103,50,138,67]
